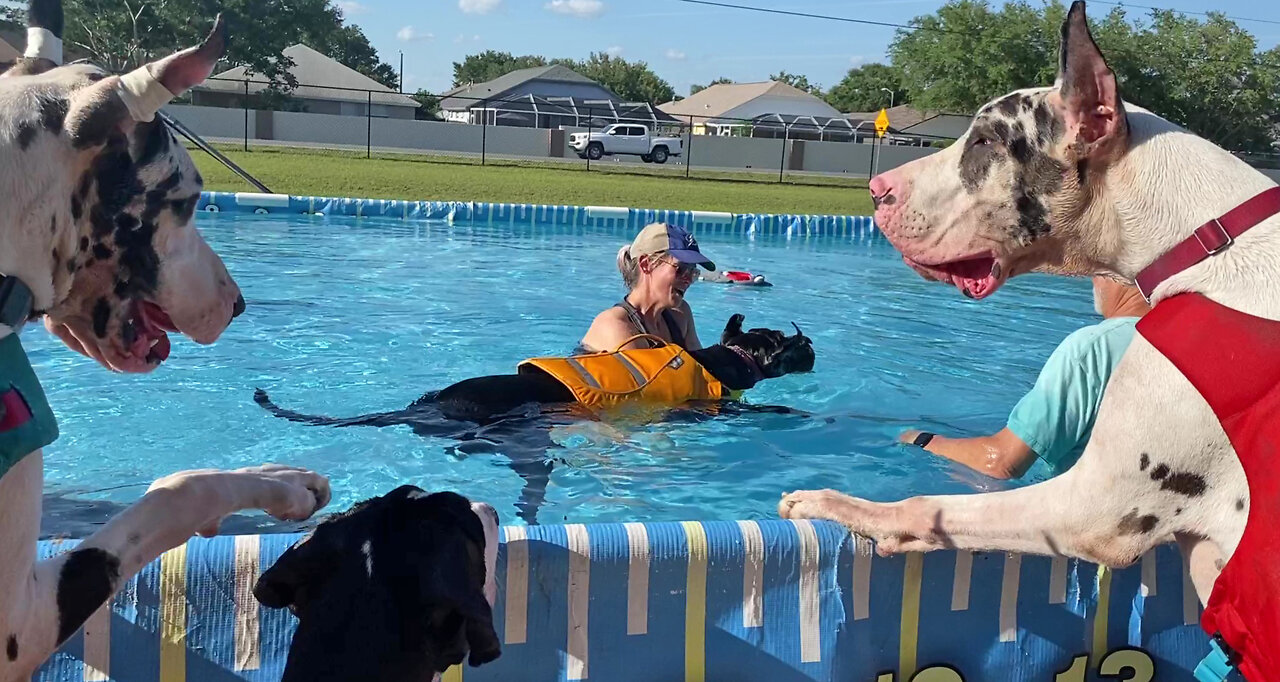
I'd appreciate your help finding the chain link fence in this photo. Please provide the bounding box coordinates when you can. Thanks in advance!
[169,77,959,187]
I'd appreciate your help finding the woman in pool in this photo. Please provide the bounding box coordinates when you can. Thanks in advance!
[578,222,716,353]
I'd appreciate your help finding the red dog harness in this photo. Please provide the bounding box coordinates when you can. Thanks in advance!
[1138,294,1280,681]
[1133,185,1280,681]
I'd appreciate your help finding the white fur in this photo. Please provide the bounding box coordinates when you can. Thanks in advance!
[23,28,60,64]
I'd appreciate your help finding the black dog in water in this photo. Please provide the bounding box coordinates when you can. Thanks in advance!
[254,315,815,523]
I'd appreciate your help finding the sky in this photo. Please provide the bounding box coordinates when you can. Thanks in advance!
[339,0,1280,97]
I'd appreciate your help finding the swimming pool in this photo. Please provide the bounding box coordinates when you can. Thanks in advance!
[30,210,1097,534]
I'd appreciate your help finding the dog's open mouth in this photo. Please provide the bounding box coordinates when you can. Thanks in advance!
[903,253,1006,300]
[125,299,177,365]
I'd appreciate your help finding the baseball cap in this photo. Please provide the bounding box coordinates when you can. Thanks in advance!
[628,223,716,271]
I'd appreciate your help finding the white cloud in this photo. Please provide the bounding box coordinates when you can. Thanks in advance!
[396,26,434,42]
[545,0,604,18]
[665,48,686,61]
[850,55,866,66]
[337,1,369,15]
[459,0,501,14]
[605,46,623,57]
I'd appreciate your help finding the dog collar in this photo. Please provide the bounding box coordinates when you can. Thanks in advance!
[1135,186,1280,301]
[727,345,764,386]
[0,275,34,335]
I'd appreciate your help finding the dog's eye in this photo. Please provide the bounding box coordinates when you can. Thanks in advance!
[972,136,991,147]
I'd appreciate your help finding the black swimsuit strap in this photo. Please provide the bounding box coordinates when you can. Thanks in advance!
[616,298,684,348]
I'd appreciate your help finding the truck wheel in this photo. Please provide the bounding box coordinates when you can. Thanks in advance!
[651,146,669,164]
[587,142,604,160]
[641,154,653,163]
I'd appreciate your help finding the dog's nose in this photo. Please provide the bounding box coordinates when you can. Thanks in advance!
[869,173,897,208]
[232,294,246,318]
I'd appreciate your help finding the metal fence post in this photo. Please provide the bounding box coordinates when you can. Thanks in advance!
[243,80,249,152]
[481,98,488,166]
[685,115,693,179]
[366,90,372,159]
[585,108,593,171]
[778,124,788,183]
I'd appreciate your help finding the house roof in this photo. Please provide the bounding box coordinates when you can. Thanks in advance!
[658,81,836,120]
[439,64,611,111]
[196,44,418,108]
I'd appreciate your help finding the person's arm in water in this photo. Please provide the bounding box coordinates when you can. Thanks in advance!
[898,428,1037,480]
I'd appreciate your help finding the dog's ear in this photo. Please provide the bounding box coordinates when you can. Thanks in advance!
[1055,1,1126,157]
[461,592,502,666]
[721,314,745,344]
[253,533,328,610]
[65,15,226,147]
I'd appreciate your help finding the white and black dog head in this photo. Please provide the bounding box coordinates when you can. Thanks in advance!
[0,0,242,372]
[868,1,1130,299]
[720,313,815,378]
[254,486,502,682]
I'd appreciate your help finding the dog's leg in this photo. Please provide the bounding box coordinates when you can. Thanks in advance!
[781,342,1246,574]
[5,464,328,677]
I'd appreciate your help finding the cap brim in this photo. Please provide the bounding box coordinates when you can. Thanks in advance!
[669,249,715,271]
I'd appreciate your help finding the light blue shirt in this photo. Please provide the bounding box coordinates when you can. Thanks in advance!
[1006,316,1140,474]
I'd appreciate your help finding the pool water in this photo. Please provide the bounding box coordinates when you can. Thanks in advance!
[30,212,1098,533]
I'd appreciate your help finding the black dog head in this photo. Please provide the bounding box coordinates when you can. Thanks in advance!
[720,313,815,378]
[254,485,501,682]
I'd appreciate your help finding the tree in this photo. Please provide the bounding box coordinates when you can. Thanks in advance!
[570,52,674,103]
[4,0,398,92]
[452,51,549,86]
[411,89,440,120]
[769,70,823,96]
[887,0,1280,151]
[690,77,733,96]
[450,50,675,103]
[824,64,907,112]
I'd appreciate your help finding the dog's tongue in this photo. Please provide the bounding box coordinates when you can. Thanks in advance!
[140,301,178,332]
[947,257,1002,299]
[131,301,175,364]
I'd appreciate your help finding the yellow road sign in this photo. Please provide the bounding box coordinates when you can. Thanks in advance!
[875,108,890,138]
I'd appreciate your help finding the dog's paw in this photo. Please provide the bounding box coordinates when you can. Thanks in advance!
[778,489,860,523]
[237,464,332,522]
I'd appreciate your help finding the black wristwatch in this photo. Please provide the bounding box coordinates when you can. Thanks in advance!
[912,432,935,448]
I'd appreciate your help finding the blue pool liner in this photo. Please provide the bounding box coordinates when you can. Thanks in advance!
[196,191,882,241]
[32,193,1214,680]
[36,521,1209,681]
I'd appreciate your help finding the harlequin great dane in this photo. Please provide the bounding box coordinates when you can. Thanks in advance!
[780,1,1280,676]
[0,4,330,680]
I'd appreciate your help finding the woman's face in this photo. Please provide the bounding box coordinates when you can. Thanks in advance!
[642,253,698,308]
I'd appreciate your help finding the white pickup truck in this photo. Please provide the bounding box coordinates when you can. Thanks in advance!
[568,124,684,164]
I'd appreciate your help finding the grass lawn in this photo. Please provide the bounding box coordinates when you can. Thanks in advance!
[189,145,875,216]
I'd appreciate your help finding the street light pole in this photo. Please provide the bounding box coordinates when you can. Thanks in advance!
[880,87,894,109]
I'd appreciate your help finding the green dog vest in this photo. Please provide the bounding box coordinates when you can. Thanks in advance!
[0,332,59,478]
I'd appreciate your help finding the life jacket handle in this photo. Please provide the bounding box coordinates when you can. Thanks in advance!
[609,333,669,353]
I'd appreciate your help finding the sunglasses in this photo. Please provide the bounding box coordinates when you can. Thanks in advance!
[661,257,699,278]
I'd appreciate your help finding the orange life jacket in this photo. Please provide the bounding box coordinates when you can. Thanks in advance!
[518,335,728,410]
